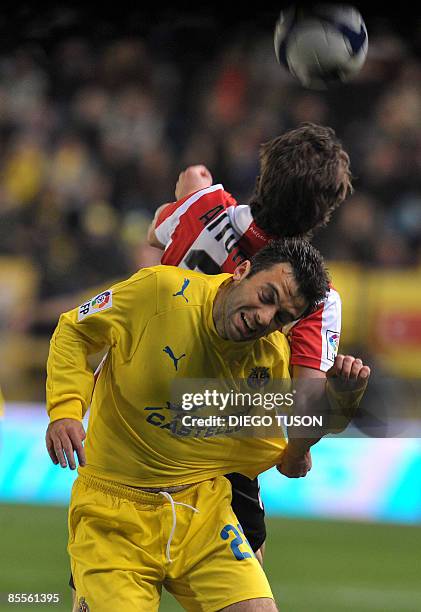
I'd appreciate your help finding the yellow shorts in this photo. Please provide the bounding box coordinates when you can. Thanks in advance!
[69,473,273,611]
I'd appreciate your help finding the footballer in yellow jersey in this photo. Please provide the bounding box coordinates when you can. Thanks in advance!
[49,264,295,487]
[45,239,369,611]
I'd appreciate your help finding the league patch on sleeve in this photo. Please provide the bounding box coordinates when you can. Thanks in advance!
[78,290,113,321]
[326,330,340,362]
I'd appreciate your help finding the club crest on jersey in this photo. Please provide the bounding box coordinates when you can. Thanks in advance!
[247,367,270,389]
[78,290,113,321]
[78,597,90,612]
[326,330,340,362]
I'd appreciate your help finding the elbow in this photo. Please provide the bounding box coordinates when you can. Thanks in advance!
[147,227,164,250]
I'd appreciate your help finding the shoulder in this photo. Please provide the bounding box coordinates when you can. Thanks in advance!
[322,285,341,305]
[111,266,158,295]
[143,265,231,311]
[158,184,235,224]
[176,184,238,226]
[305,286,342,320]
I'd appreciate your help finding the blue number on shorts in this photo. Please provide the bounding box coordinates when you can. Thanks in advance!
[220,523,253,560]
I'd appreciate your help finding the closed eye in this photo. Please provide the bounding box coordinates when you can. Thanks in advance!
[260,291,274,305]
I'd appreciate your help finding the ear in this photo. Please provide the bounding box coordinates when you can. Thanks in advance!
[232,260,251,281]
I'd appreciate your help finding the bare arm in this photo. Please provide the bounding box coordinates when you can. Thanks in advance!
[147,203,171,249]
[277,356,370,478]
[276,365,325,477]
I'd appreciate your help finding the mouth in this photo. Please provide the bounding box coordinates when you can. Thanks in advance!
[240,311,256,337]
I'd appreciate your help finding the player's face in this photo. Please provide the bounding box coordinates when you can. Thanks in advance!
[222,261,308,342]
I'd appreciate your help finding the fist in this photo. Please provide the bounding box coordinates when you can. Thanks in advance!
[277,447,312,478]
[175,165,213,200]
[325,354,371,434]
[327,354,371,382]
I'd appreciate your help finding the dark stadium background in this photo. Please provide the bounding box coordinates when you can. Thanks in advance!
[0,3,421,611]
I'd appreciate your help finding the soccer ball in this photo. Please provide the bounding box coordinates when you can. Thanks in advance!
[274,4,368,89]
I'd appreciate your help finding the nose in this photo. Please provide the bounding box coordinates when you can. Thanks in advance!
[257,305,278,329]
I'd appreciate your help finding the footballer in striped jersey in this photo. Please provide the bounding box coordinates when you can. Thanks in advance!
[153,182,342,373]
[147,122,352,560]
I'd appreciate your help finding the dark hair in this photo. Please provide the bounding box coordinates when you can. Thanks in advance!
[248,238,330,313]
[249,122,352,239]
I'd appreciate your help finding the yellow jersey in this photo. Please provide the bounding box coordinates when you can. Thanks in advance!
[47,265,290,487]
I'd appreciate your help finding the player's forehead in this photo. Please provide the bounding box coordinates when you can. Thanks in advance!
[253,262,296,289]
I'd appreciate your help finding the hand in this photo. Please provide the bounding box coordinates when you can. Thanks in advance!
[326,355,371,391]
[175,165,213,200]
[46,418,86,470]
[277,446,312,478]
[327,354,371,384]
[325,354,371,434]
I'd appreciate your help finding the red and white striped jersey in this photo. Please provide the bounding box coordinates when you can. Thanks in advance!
[155,184,341,372]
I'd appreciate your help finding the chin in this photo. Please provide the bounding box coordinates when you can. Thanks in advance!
[226,322,242,343]
[230,325,252,343]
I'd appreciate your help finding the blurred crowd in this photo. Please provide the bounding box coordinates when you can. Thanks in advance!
[0,14,421,381]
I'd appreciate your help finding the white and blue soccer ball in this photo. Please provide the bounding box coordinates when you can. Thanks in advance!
[274,4,368,89]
